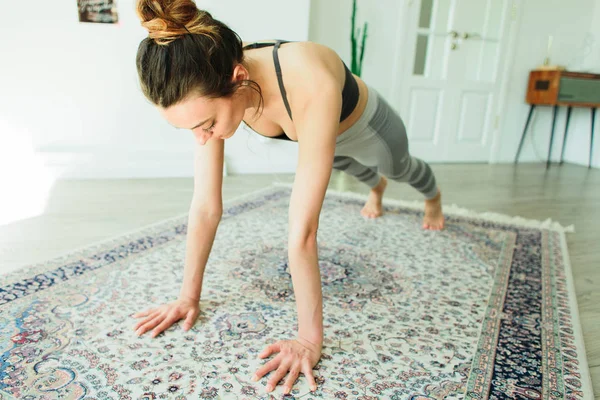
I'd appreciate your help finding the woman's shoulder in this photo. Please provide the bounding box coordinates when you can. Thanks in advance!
[243,40,343,88]
[279,41,345,90]
[282,41,337,58]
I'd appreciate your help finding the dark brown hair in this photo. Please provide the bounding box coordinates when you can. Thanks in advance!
[135,0,262,110]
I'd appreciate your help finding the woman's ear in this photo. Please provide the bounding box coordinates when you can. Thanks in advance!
[231,64,249,83]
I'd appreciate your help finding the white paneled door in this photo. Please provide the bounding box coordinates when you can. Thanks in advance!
[395,0,516,162]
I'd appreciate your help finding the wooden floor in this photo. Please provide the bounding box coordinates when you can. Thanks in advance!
[0,163,598,398]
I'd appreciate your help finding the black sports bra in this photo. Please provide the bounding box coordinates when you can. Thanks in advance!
[241,40,360,142]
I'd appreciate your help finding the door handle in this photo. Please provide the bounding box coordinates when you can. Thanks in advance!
[462,32,482,40]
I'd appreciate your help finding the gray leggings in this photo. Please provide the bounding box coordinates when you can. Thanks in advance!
[333,85,438,200]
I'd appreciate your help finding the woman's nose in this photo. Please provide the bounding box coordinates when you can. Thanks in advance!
[195,131,211,145]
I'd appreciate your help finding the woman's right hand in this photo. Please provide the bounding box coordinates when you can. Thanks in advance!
[132,296,200,338]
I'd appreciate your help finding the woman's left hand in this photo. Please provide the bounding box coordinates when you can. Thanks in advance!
[252,337,322,395]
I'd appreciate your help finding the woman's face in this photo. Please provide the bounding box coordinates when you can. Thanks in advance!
[160,89,247,145]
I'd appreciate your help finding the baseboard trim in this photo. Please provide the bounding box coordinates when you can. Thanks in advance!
[38,148,298,179]
[38,149,195,179]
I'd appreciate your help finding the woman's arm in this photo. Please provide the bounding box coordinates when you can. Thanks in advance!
[133,137,224,337]
[179,137,225,301]
[287,83,341,345]
[253,44,343,394]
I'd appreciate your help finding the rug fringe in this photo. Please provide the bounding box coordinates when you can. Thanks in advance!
[557,232,595,396]
[272,182,575,233]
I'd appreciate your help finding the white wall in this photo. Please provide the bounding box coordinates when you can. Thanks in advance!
[562,0,600,167]
[309,0,600,168]
[0,0,309,181]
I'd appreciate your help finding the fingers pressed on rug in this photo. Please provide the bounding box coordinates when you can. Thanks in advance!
[252,339,320,394]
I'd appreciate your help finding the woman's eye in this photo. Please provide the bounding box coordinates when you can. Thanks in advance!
[202,122,215,132]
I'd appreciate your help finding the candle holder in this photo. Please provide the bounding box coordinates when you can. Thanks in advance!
[537,35,565,71]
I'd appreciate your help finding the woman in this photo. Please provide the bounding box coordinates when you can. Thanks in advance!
[132,0,444,395]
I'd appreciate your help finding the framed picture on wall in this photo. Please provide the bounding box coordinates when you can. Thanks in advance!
[78,0,119,24]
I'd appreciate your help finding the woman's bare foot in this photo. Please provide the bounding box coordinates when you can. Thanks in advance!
[361,176,387,218]
[423,190,444,230]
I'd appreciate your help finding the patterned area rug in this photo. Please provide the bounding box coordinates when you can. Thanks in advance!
[0,186,593,399]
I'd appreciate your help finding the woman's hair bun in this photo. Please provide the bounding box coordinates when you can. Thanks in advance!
[136,0,216,45]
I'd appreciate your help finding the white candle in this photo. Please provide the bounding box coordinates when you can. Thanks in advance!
[547,35,553,56]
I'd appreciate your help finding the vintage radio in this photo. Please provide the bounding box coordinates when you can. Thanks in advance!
[526,70,600,107]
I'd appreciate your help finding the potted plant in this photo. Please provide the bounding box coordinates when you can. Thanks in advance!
[350,0,368,77]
